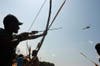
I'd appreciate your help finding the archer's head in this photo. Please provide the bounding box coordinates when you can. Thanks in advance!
[3,14,23,33]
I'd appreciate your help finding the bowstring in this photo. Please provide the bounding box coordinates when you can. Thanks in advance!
[28,0,47,31]
[25,0,47,56]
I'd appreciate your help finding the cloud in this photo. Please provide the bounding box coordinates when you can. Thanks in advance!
[88,40,94,44]
[51,54,56,58]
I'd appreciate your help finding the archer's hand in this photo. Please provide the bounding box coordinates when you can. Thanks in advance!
[31,31,38,34]
[32,50,38,56]
[42,30,47,36]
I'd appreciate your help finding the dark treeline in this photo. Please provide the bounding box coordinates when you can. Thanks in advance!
[39,61,55,66]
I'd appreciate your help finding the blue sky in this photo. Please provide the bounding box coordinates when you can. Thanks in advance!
[0,0,100,66]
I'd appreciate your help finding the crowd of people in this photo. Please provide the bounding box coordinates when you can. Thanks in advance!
[12,50,39,66]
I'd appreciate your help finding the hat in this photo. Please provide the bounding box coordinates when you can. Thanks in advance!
[3,14,23,26]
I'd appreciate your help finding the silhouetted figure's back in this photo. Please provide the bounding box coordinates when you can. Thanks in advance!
[0,28,15,66]
[0,14,22,66]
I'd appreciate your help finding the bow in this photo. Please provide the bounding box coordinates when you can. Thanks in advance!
[31,0,66,57]
[36,0,52,53]
[31,0,52,62]
[35,0,66,54]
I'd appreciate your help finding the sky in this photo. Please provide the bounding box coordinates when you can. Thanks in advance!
[0,0,100,66]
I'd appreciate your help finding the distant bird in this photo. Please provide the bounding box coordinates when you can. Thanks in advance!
[82,26,90,30]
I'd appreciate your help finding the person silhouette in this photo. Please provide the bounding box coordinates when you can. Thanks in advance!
[0,14,47,66]
[95,43,100,62]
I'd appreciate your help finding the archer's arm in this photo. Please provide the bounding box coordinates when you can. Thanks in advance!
[14,31,46,42]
